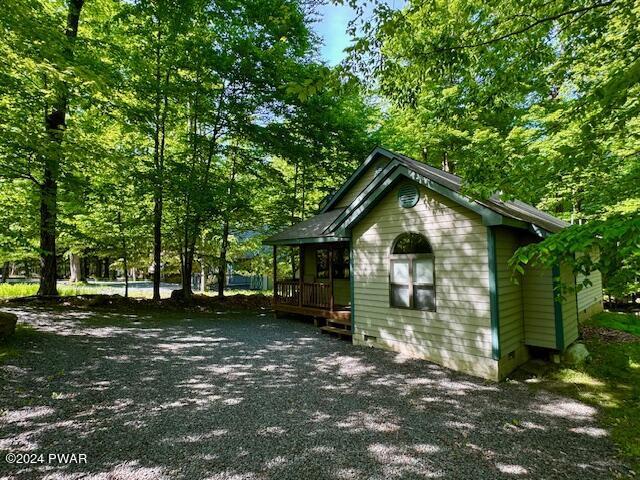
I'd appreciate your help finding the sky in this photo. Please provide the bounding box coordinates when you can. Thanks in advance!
[312,1,405,66]
[312,2,356,66]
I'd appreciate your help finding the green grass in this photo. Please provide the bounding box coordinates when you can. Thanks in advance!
[537,312,640,473]
[0,283,272,300]
[0,283,101,299]
[0,283,39,298]
[585,311,640,336]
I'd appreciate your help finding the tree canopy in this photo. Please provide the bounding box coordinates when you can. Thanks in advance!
[0,0,637,298]
[349,0,639,296]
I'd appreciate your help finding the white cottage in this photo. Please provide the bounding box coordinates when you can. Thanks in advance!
[264,147,603,380]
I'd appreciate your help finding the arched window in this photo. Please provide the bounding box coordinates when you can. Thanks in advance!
[389,233,435,311]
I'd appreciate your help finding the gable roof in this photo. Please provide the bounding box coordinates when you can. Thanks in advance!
[323,147,567,234]
[264,147,568,245]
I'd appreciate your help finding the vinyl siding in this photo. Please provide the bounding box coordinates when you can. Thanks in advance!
[522,265,556,348]
[352,182,497,379]
[494,227,526,361]
[576,250,604,322]
[560,264,579,347]
[335,158,389,208]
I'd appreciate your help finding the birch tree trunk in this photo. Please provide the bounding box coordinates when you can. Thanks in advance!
[69,253,81,283]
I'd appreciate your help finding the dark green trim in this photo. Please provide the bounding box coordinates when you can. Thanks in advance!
[327,160,403,231]
[332,166,520,234]
[264,236,350,246]
[349,238,355,336]
[574,260,579,325]
[407,170,506,226]
[321,147,396,213]
[487,227,501,360]
[331,168,403,231]
[552,265,565,350]
[321,146,554,239]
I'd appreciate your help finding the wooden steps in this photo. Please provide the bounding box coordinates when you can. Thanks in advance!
[327,317,351,327]
[319,318,352,339]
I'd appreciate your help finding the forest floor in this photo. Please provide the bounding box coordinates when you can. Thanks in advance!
[524,311,640,475]
[0,307,629,479]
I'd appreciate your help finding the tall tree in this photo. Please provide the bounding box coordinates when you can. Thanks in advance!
[166,0,313,299]
[0,0,88,295]
[114,0,190,300]
[39,0,85,295]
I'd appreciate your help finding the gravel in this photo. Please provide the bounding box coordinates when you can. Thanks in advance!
[0,307,627,479]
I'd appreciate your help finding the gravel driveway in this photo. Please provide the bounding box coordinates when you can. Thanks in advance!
[0,307,624,479]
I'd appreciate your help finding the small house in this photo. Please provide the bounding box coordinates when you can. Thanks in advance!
[264,147,603,380]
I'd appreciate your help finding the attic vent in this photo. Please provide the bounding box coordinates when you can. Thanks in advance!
[398,184,419,208]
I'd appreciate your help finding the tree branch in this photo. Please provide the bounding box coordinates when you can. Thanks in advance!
[438,0,616,52]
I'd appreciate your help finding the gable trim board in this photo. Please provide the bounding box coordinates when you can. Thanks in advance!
[321,147,395,213]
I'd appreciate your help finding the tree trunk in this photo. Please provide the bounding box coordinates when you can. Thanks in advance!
[117,211,129,298]
[290,161,299,274]
[69,252,81,283]
[217,219,229,298]
[181,249,194,299]
[151,29,169,301]
[123,254,129,298]
[152,192,162,299]
[177,87,203,301]
[37,0,85,297]
[200,258,206,293]
[80,256,88,281]
[216,154,238,299]
[38,161,58,295]
[1,262,9,283]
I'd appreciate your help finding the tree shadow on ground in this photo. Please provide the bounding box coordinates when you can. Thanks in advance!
[0,307,627,479]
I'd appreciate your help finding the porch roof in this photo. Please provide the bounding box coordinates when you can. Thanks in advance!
[263,208,350,246]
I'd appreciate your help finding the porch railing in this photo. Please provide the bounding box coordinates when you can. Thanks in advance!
[275,280,332,310]
[275,279,299,305]
[302,282,331,308]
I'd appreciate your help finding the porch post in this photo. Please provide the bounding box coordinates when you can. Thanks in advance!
[299,245,304,307]
[272,246,277,303]
[328,245,334,311]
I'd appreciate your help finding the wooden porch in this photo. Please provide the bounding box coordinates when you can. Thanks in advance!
[272,242,352,338]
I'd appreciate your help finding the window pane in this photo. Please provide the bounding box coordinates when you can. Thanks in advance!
[391,259,409,283]
[391,285,410,307]
[316,249,329,279]
[392,233,432,254]
[414,258,434,284]
[414,286,435,310]
[332,247,350,279]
